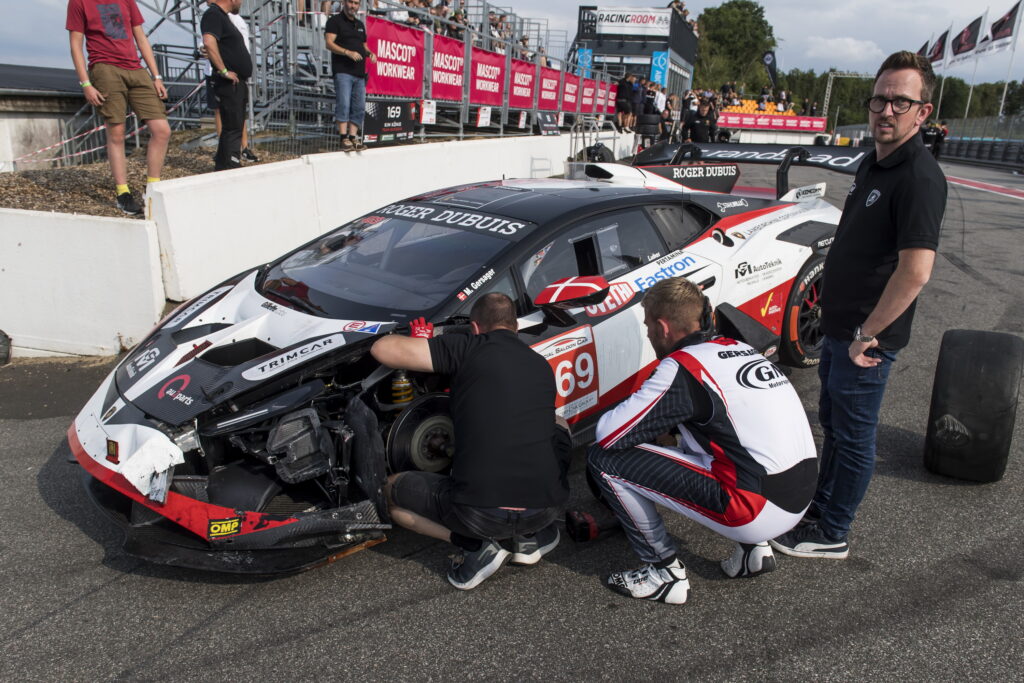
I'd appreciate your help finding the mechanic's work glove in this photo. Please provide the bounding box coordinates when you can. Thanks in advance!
[410,317,434,339]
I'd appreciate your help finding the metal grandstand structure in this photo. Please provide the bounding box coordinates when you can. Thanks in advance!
[48,0,578,167]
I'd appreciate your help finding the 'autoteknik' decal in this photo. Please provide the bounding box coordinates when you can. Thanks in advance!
[241,334,344,381]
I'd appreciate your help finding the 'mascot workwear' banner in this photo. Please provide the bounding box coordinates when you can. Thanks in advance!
[509,59,536,110]
[469,47,505,106]
[430,34,464,101]
[538,67,561,111]
[366,17,425,98]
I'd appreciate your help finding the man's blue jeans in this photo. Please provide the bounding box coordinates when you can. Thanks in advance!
[333,73,366,127]
[813,335,897,541]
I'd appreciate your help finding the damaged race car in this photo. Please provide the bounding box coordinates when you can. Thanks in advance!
[69,148,846,573]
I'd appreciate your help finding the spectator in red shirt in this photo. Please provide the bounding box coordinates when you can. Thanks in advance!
[67,0,170,216]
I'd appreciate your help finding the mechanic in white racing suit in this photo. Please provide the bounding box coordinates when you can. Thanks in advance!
[588,277,817,604]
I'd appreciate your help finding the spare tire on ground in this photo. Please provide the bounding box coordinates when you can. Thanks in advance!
[924,329,1024,482]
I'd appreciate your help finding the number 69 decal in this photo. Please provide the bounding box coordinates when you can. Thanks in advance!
[532,325,601,420]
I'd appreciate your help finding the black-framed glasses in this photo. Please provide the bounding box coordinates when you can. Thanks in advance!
[866,95,926,114]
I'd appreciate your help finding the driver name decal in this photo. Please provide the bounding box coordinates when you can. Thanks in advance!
[242,334,344,380]
[532,325,600,421]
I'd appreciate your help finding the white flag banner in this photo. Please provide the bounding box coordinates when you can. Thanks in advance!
[948,13,988,66]
[975,1,1022,57]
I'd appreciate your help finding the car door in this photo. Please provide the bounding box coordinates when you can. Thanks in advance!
[514,207,669,427]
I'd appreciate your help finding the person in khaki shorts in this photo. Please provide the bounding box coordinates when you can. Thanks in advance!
[67,0,170,216]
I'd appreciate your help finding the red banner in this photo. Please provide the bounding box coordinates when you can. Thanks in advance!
[607,84,618,114]
[431,34,465,101]
[538,67,561,111]
[596,81,608,114]
[469,47,505,106]
[580,78,596,113]
[509,59,535,110]
[562,73,579,112]
[718,113,827,132]
[366,17,425,98]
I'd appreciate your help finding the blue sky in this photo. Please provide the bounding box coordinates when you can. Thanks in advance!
[8,0,1022,85]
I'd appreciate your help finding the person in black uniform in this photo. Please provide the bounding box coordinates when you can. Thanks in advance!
[325,0,376,151]
[682,99,717,143]
[616,73,635,132]
[201,0,252,170]
[371,293,570,590]
[772,51,946,560]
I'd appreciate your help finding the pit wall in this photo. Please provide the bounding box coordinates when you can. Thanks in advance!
[2,133,634,357]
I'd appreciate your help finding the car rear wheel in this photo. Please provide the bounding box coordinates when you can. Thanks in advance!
[924,329,1023,482]
[779,255,825,367]
[386,393,454,473]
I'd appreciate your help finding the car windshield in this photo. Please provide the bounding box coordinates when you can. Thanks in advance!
[260,215,512,320]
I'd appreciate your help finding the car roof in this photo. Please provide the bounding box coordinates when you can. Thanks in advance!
[403,179,686,228]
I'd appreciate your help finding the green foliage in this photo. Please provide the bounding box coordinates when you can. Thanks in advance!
[696,0,775,90]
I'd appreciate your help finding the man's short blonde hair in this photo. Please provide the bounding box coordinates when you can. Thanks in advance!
[641,277,704,333]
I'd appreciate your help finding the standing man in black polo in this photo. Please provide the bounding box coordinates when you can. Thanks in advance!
[201,0,252,170]
[682,99,717,143]
[771,51,947,560]
[371,294,570,590]
[325,0,376,152]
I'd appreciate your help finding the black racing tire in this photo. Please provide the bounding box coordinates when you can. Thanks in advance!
[637,113,663,126]
[923,329,1024,482]
[778,255,825,368]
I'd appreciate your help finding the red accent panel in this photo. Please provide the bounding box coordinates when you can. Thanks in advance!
[735,278,795,335]
[67,425,299,541]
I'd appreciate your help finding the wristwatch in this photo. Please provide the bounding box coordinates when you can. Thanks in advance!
[853,325,875,343]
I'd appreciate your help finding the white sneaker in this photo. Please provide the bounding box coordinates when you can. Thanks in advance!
[721,542,777,578]
[605,559,689,604]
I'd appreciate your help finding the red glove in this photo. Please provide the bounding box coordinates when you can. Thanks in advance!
[410,317,434,339]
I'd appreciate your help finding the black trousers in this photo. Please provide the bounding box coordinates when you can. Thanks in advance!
[214,78,247,171]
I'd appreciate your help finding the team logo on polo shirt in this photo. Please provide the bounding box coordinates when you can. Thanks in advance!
[866,189,881,207]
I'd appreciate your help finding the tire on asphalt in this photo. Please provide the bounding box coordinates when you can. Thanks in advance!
[924,329,1024,482]
[778,255,825,368]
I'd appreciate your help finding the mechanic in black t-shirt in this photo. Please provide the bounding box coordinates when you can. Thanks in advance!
[771,51,947,561]
[682,99,717,143]
[201,0,252,171]
[324,0,376,151]
[371,293,570,590]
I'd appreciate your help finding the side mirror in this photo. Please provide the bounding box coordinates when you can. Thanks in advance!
[532,276,610,326]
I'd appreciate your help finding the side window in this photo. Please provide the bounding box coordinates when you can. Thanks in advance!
[648,204,714,251]
[520,209,665,302]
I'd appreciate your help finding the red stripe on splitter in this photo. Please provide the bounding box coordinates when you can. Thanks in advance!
[67,424,300,541]
[946,176,1024,200]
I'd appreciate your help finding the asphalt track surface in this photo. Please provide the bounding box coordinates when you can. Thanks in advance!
[2,159,1022,682]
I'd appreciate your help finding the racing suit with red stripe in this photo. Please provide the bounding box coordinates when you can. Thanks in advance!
[587,335,817,564]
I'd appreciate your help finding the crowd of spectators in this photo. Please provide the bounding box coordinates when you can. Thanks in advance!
[667,0,699,37]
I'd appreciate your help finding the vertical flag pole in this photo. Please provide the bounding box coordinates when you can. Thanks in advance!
[962,9,990,120]
[999,3,1024,116]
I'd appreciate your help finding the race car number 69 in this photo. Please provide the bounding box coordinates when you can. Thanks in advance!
[556,352,594,397]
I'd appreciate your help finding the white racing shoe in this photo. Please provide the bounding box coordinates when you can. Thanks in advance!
[605,559,689,604]
[721,542,777,578]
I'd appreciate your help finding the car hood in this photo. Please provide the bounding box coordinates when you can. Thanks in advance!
[110,271,397,426]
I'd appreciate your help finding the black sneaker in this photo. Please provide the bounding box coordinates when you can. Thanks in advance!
[353,138,367,151]
[447,540,510,590]
[510,525,560,566]
[721,542,777,578]
[241,147,259,162]
[770,523,849,559]
[605,559,689,604]
[341,138,355,152]
[115,191,142,216]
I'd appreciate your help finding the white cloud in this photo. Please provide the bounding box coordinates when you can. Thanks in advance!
[803,36,886,70]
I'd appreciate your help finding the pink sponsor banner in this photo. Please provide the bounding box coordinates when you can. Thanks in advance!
[538,67,561,111]
[561,73,580,112]
[596,81,608,114]
[718,113,827,132]
[607,84,618,114]
[509,59,536,109]
[366,16,425,98]
[580,78,596,113]
[469,47,505,106]
[431,34,465,101]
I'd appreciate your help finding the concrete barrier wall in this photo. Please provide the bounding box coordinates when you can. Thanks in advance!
[153,133,635,301]
[0,208,164,356]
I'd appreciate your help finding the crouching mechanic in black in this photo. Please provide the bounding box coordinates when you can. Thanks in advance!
[587,277,817,604]
[370,293,570,590]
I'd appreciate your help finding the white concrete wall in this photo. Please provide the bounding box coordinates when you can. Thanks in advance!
[0,208,164,356]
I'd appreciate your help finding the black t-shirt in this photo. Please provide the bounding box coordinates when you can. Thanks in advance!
[325,12,369,77]
[684,110,717,142]
[427,329,568,508]
[201,5,252,79]
[616,78,631,101]
[821,133,947,349]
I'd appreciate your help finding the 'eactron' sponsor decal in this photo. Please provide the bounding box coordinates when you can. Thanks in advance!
[736,358,790,390]
[716,198,749,213]
[634,254,698,291]
[377,204,526,235]
[166,286,233,328]
[126,347,160,378]
[241,334,344,381]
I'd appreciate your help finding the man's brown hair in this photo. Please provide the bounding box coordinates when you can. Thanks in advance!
[470,292,517,331]
[875,51,937,102]
[641,277,704,333]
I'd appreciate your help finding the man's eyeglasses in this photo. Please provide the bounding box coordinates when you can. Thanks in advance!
[865,95,926,114]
